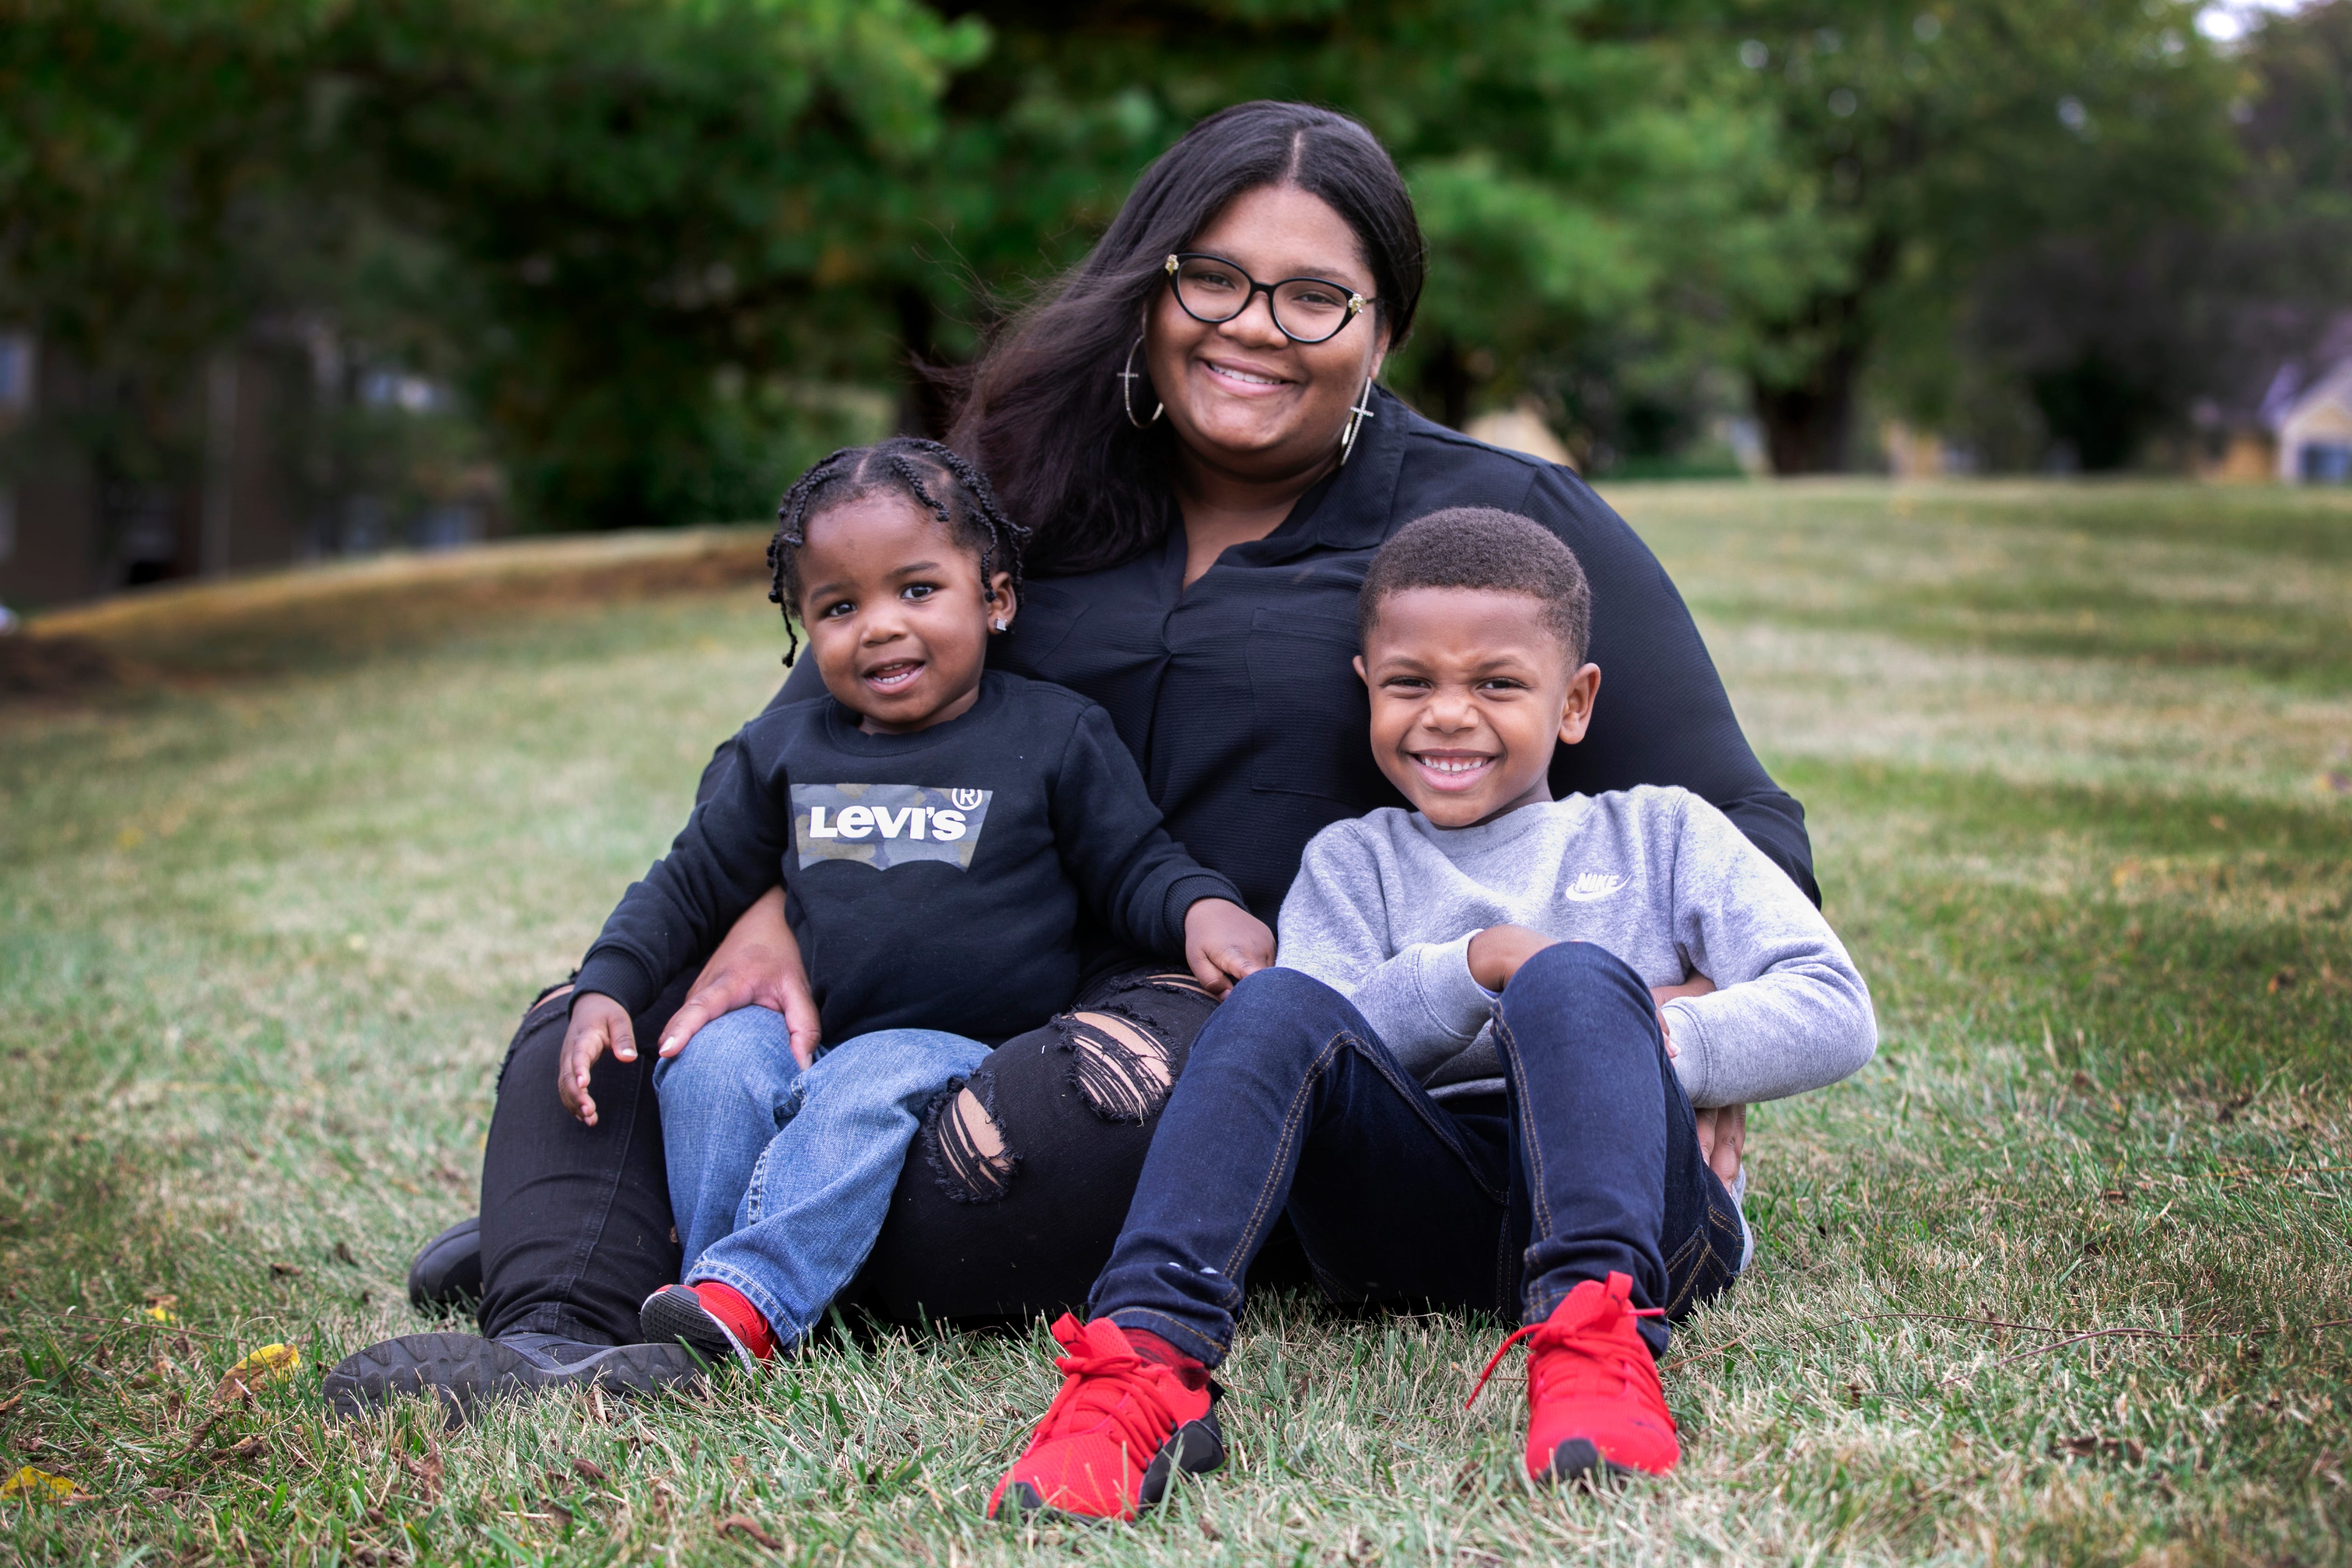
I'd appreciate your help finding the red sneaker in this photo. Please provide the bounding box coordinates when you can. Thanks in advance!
[988,1315,1223,1522]
[639,1282,777,1364]
[1467,1271,1678,1484]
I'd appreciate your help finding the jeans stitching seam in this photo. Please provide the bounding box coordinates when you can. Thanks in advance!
[1493,1010,1552,1238]
[1221,1032,1345,1276]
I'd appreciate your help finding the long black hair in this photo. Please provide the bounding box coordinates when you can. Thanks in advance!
[768,436,1029,666]
[950,101,1425,576]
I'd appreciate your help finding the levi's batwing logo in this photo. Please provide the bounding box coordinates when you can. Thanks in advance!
[791,784,993,871]
[1561,871,1630,903]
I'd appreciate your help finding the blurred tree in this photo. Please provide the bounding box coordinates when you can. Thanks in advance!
[2230,0,2352,301]
[915,0,1770,434]
[1703,0,2243,471]
[0,0,322,497]
[317,0,988,529]
[1,0,986,534]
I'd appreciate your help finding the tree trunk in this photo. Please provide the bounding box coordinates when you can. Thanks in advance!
[1751,336,1862,475]
[1747,231,1895,474]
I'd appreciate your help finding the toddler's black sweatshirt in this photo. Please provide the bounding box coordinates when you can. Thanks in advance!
[574,671,1241,1045]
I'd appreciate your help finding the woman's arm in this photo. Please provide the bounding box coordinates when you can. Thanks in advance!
[652,885,823,1068]
[1514,463,1820,904]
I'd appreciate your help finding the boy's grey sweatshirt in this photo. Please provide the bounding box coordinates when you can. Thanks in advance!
[1276,786,1877,1106]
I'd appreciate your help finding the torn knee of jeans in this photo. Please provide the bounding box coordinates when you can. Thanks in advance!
[1060,1008,1176,1123]
[1141,971,1215,1001]
[921,1075,1016,1204]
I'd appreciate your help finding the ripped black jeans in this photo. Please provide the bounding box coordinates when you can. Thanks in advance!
[474,965,1221,1344]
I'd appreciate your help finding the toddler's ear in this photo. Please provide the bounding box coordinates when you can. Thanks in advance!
[1353,654,1370,689]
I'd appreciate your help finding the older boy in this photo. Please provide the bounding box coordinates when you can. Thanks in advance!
[987,507,1877,1521]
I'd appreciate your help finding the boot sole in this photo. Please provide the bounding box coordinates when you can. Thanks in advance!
[322,1333,701,1426]
[993,1415,1226,1523]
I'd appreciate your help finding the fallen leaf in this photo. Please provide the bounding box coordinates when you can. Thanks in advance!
[0,1393,20,1417]
[216,1343,301,1400]
[269,1262,302,1278]
[215,1436,266,1464]
[333,1242,357,1267]
[718,1515,783,1550]
[571,1456,608,1484]
[399,1438,444,1500]
[1,1466,79,1501]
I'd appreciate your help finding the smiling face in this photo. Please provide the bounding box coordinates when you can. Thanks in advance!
[1144,182,1391,485]
[796,492,1015,735]
[1355,588,1602,829]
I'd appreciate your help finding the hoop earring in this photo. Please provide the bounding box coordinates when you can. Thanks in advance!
[1119,338,1163,429]
[1338,376,1377,467]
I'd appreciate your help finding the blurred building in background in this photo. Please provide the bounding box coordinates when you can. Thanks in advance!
[0,327,501,610]
[2267,343,2352,483]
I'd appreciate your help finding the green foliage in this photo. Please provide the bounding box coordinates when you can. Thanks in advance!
[1693,0,2245,469]
[0,0,2317,524]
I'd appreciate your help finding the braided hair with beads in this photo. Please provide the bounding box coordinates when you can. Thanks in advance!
[767,437,1031,666]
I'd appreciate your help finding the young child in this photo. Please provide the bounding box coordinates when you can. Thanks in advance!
[558,437,1274,1364]
[987,506,1877,1520]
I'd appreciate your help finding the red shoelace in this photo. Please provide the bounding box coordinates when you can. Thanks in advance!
[1465,1293,1665,1408]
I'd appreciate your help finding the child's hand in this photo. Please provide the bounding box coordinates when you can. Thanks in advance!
[1183,898,1275,999]
[1467,924,1556,992]
[558,992,635,1127]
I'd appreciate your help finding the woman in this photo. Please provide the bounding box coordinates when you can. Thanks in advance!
[326,100,1810,1417]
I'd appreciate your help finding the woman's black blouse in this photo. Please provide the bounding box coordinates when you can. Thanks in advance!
[763,388,1815,933]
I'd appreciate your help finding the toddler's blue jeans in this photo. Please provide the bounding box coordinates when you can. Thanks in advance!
[1091,942,1747,1366]
[652,1007,986,1348]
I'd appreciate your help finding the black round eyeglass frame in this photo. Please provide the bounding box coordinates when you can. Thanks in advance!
[1161,252,1372,345]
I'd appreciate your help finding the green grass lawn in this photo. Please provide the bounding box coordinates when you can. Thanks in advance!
[3,480,2349,1565]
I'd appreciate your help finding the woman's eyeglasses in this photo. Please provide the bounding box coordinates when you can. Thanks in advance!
[1162,253,1371,345]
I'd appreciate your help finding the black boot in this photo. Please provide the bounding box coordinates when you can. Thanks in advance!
[406,1217,483,1317]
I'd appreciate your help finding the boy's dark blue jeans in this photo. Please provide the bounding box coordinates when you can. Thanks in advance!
[1091,941,1747,1366]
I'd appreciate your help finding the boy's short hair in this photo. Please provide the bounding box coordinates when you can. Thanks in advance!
[1358,507,1592,665]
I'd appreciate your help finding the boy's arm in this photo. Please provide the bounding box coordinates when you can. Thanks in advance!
[573,726,793,1019]
[1656,794,1878,1106]
[1051,704,1250,956]
[1277,827,1493,1083]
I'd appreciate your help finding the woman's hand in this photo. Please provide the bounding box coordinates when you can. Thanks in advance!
[1183,898,1276,998]
[1648,971,1743,1182]
[657,886,823,1068]
[558,992,633,1127]
[1650,971,1716,1058]
[1694,1103,1747,1187]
